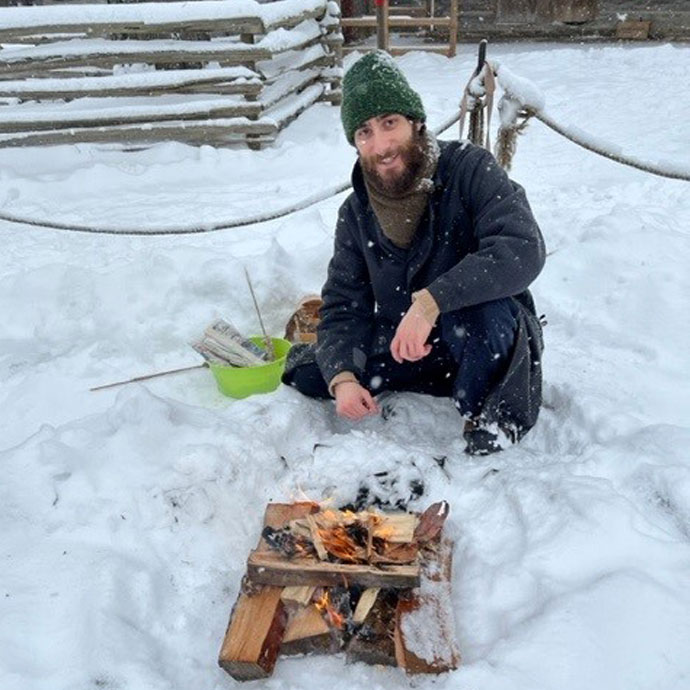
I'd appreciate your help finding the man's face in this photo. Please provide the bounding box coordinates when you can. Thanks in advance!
[354,114,424,194]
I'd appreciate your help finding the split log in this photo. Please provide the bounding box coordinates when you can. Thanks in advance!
[281,585,316,607]
[372,512,418,543]
[280,603,333,656]
[306,514,329,560]
[218,585,288,681]
[217,503,320,680]
[372,541,418,565]
[247,549,420,588]
[352,587,379,624]
[258,502,320,548]
[346,589,399,667]
[394,537,460,674]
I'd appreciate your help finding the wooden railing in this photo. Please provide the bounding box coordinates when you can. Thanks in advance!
[340,0,458,57]
[0,0,343,149]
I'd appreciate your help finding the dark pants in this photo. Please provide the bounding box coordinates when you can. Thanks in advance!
[284,298,520,420]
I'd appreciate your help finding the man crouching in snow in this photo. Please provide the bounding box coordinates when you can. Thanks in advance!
[282,51,545,455]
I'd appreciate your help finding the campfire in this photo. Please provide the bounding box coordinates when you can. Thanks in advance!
[218,501,460,680]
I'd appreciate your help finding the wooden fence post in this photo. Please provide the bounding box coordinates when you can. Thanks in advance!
[449,0,458,57]
[376,0,389,52]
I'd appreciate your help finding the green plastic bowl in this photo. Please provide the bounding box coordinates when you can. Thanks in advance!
[209,336,292,399]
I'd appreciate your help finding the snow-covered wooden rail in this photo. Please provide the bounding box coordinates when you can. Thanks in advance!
[0,0,343,149]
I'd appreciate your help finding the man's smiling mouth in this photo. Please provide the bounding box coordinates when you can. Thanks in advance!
[377,153,400,168]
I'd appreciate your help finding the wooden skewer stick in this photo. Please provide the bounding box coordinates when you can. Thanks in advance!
[90,363,207,392]
[244,267,275,361]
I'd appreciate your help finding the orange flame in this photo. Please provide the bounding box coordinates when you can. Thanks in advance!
[318,525,364,563]
[314,591,345,629]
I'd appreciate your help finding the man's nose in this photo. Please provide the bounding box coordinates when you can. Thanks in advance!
[371,130,393,156]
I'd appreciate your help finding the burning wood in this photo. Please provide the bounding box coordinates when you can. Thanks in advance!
[219,501,457,682]
[260,507,421,567]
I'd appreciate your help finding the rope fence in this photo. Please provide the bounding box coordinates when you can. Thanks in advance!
[0,54,687,237]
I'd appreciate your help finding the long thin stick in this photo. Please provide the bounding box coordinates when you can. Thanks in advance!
[244,267,275,361]
[90,363,207,392]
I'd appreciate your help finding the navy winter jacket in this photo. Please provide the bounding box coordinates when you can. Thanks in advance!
[314,140,546,432]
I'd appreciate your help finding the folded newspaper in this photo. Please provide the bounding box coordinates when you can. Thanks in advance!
[191,319,270,367]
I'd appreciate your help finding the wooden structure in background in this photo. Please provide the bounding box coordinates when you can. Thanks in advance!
[341,0,458,57]
[496,0,598,24]
[0,0,343,149]
[615,19,651,40]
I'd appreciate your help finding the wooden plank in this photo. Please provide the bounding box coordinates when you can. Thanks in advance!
[280,603,333,656]
[341,16,452,28]
[0,80,263,101]
[260,68,320,110]
[0,99,263,133]
[2,31,86,45]
[259,82,325,131]
[388,6,429,16]
[0,42,273,76]
[394,537,460,674]
[342,45,451,55]
[247,549,420,588]
[218,585,288,681]
[0,2,328,42]
[262,4,328,32]
[0,68,262,100]
[615,20,651,40]
[257,43,331,80]
[0,19,262,43]
[388,45,452,56]
[0,22,325,76]
[0,23,254,45]
[0,119,277,149]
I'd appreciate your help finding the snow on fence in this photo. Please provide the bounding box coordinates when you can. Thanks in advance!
[0,0,343,149]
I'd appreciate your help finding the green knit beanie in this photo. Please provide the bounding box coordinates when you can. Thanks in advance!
[341,51,426,145]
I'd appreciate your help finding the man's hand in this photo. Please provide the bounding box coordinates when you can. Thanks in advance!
[334,381,379,421]
[390,301,433,363]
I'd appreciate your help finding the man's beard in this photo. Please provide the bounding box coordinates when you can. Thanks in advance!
[361,129,426,195]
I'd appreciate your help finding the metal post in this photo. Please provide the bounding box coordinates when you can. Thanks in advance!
[476,38,487,75]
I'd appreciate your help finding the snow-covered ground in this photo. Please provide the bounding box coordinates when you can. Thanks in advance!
[1,42,689,690]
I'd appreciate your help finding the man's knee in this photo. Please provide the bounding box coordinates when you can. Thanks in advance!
[281,347,331,399]
[440,297,519,361]
[438,298,520,418]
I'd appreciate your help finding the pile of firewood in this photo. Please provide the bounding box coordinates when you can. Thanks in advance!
[218,501,460,680]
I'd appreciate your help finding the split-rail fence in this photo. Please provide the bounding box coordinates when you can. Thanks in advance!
[0,0,343,148]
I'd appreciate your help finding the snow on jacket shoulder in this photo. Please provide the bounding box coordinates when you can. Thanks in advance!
[315,140,546,387]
